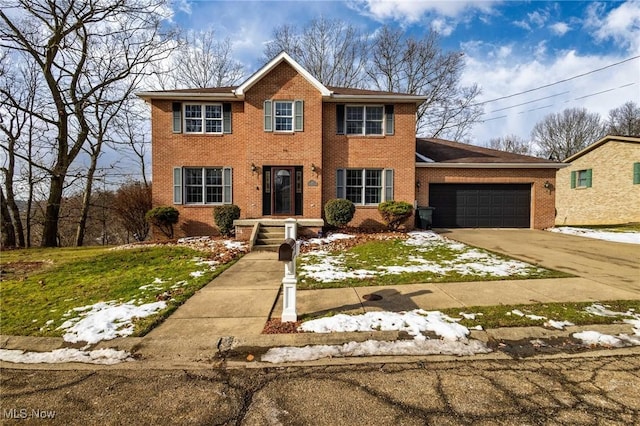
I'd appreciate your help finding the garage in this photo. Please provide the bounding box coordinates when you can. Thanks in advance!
[429,183,531,228]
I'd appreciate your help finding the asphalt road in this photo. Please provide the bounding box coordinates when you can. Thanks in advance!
[2,353,639,425]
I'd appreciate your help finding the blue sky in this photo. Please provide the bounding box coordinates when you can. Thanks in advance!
[170,0,640,145]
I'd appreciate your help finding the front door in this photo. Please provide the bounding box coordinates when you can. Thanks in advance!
[262,166,303,216]
[273,167,294,215]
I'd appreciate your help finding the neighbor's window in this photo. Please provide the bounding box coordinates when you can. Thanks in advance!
[346,105,384,136]
[183,167,231,204]
[576,169,590,188]
[184,103,223,134]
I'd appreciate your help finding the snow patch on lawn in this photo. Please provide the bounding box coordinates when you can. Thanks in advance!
[548,227,640,244]
[299,231,545,283]
[58,301,166,344]
[0,348,132,365]
[261,309,491,363]
[261,339,491,363]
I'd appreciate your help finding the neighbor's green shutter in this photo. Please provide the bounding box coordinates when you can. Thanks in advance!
[634,163,640,184]
[336,169,346,199]
[223,103,232,134]
[172,102,182,133]
[264,100,272,132]
[384,105,394,135]
[384,169,394,201]
[294,100,304,131]
[173,167,182,204]
[585,168,592,188]
[570,171,576,189]
[336,104,345,134]
[223,167,232,203]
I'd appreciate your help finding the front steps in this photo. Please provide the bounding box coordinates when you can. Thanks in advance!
[252,225,286,252]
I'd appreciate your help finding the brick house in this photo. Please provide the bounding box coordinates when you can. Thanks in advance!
[138,52,563,242]
[555,135,640,226]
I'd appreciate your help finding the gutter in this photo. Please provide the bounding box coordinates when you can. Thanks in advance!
[416,162,567,169]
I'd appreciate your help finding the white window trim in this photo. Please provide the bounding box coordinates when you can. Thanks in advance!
[345,105,385,136]
[341,168,392,206]
[183,167,232,205]
[273,100,294,133]
[183,103,224,134]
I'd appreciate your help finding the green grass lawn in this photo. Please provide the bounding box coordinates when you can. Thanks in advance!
[557,224,640,232]
[0,246,237,337]
[440,300,639,329]
[297,237,570,289]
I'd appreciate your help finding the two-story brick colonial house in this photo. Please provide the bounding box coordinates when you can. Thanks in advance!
[138,52,562,243]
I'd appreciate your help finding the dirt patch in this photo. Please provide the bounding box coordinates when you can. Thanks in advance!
[493,336,591,358]
[262,319,303,334]
[0,261,51,280]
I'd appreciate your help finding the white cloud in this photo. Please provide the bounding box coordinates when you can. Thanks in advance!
[351,0,499,23]
[512,19,530,30]
[430,18,455,36]
[527,10,549,27]
[550,21,571,36]
[586,0,640,52]
[461,47,640,147]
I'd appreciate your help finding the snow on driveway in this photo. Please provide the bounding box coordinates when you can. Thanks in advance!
[299,231,547,283]
[0,348,132,365]
[548,227,640,244]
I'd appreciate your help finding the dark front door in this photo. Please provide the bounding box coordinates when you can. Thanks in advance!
[262,166,303,216]
[273,167,294,215]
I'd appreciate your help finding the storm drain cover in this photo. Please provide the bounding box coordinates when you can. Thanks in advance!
[362,293,383,301]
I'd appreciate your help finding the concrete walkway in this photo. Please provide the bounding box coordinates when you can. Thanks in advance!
[131,230,640,364]
[135,251,283,363]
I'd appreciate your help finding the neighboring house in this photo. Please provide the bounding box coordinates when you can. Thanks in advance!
[555,135,640,226]
[137,52,563,240]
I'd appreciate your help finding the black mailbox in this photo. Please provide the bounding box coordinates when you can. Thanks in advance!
[278,238,296,262]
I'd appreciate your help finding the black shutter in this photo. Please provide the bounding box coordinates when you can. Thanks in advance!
[336,104,345,134]
[172,102,182,133]
[385,105,394,135]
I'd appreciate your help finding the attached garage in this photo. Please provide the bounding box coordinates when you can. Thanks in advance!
[415,138,565,230]
[429,183,531,228]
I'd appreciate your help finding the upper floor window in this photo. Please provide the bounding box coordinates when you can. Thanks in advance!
[346,106,383,135]
[185,104,222,134]
[264,100,304,132]
[172,102,232,134]
[274,101,293,132]
[337,104,394,136]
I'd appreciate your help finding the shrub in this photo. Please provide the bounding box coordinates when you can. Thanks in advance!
[324,199,355,227]
[113,182,152,242]
[145,206,179,239]
[378,201,413,230]
[213,204,241,236]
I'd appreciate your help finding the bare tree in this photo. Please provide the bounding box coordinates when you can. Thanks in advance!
[173,29,244,88]
[367,26,482,140]
[487,134,533,155]
[606,101,640,136]
[0,0,176,247]
[264,17,368,88]
[531,108,606,161]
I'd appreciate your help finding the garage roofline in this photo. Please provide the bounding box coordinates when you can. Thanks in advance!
[416,163,568,169]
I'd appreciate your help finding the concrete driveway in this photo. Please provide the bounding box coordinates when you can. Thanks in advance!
[440,228,640,293]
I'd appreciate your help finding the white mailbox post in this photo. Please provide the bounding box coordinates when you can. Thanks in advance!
[279,218,299,322]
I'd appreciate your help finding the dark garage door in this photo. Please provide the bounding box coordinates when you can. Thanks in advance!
[429,184,531,228]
